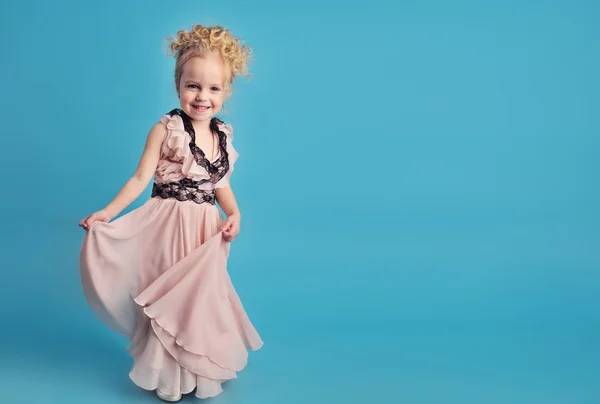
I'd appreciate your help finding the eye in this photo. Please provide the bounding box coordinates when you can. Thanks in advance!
[211,87,221,92]
[188,84,198,89]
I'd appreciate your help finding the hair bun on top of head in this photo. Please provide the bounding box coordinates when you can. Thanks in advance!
[166,24,252,91]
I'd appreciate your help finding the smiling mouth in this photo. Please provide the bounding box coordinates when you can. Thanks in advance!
[192,104,210,112]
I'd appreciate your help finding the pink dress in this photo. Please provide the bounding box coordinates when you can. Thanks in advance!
[79,109,263,399]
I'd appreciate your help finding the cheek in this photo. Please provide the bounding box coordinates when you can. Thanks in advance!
[212,94,225,107]
[179,90,193,102]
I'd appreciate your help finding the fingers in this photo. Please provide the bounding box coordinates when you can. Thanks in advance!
[79,215,90,229]
[222,224,236,236]
[85,215,94,228]
[222,233,236,242]
[79,210,114,231]
[79,214,97,230]
[221,219,232,232]
[222,225,239,242]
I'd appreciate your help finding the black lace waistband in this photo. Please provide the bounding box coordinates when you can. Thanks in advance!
[151,178,216,205]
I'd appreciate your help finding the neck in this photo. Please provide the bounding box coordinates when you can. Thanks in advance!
[191,117,213,134]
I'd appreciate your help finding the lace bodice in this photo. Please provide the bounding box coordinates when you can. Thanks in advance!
[151,109,239,204]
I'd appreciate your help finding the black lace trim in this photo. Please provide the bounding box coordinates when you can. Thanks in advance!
[151,178,216,205]
[167,108,230,185]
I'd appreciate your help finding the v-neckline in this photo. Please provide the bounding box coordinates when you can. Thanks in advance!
[188,121,216,163]
[175,109,223,168]
[194,131,219,164]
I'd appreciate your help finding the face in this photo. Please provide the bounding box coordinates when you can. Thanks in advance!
[178,53,227,123]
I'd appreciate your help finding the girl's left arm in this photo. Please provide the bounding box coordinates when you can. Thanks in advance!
[216,185,241,242]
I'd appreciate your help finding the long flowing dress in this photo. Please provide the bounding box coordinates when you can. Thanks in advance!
[79,109,263,399]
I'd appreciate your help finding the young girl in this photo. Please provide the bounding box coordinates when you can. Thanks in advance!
[78,24,263,402]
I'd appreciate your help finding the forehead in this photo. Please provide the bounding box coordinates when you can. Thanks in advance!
[181,54,225,83]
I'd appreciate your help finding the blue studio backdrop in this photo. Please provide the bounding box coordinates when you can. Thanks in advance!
[1,0,598,403]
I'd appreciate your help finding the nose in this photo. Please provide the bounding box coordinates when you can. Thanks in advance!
[195,88,208,101]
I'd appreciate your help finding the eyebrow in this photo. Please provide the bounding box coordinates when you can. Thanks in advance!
[184,79,222,87]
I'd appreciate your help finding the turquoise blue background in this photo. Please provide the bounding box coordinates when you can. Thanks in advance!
[1,0,599,403]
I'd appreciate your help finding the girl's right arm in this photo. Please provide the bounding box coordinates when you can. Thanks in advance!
[79,122,167,230]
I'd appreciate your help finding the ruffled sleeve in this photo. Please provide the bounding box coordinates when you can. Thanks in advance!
[215,123,239,189]
[159,114,205,179]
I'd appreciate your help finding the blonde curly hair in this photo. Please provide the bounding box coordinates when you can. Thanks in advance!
[166,24,251,95]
